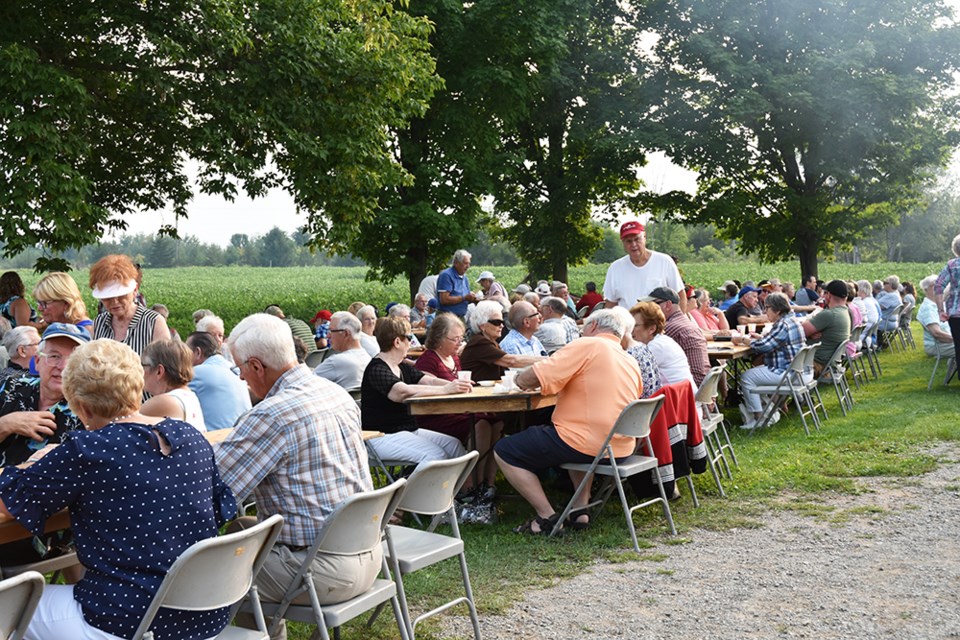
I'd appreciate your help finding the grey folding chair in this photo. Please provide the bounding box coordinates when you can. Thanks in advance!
[695,365,737,489]
[551,396,675,552]
[928,352,956,390]
[895,301,916,350]
[132,514,284,640]
[0,571,44,640]
[861,322,882,379]
[382,451,481,640]
[304,349,328,368]
[590,301,606,315]
[878,303,903,352]
[843,324,868,390]
[752,344,821,435]
[817,340,854,416]
[255,481,410,640]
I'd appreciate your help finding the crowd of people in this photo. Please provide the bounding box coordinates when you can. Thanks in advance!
[0,225,958,638]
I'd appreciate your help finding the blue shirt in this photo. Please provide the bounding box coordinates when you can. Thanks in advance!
[436,266,471,317]
[499,329,547,357]
[0,418,236,639]
[189,354,252,431]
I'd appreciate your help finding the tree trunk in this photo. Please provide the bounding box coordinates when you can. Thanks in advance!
[797,237,819,283]
[407,246,429,303]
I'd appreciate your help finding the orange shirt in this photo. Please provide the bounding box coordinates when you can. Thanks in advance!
[532,333,643,457]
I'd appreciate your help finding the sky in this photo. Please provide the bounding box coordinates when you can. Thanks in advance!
[119,153,700,247]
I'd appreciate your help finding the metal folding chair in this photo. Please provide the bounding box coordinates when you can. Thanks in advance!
[878,303,903,352]
[0,571,44,640]
[551,396,675,552]
[751,344,821,435]
[693,365,733,496]
[860,322,882,379]
[817,340,854,416]
[843,324,869,390]
[928,351,956,390]
[132,514,284,640]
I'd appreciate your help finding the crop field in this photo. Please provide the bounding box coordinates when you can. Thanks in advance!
[17,260,945,337]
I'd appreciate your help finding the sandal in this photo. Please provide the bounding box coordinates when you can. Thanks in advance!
[513,514,561,536]
[564,508,591,531]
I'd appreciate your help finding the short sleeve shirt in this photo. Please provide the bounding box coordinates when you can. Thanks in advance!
[627,342,663,399]
[436,266,471,317]
[459,334,507,382]
[0,376,85,467]
[499,329,547,357]
[602,252,683,308]
[361,357,425,432]
[807,306,851,364]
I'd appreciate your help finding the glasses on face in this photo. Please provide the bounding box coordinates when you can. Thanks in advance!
[330,328,348,334]
[527,312,541,319]
[486,318,504,327]
[36,300,63,311]
[404,334,415,342]
[25,342,40,349]
[445,334,465,344]
[38,351,65,367]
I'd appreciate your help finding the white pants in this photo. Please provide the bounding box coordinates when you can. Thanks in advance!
[740,366,813,413]
[367,429,465,464]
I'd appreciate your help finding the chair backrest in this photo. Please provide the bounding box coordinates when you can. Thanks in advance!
[694,365,725,405]
[304,349,327,368]
[397,452,479,516]
[822,340,849,371]
[789,343,817,374]
[849,323,865,345]
[591,301,605,314]
[346,387,362,406]
[312,479,407,555]
[882,303,903,323]
[0,571,44,640]
[131,514,284,639]
[576,305,589,320]
[611,395,666,441]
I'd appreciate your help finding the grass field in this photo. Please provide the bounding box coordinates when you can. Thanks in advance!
[18,260,945,337]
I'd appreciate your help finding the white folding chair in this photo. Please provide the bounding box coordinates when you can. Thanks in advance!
[382,452,481,640]
[0,571,44,640]
[550,396,675,552]
[304,349,328,368]
[255,481,411,640]
[878,303,903,352]
[895,301,916,350]
[843,324,869,389]
[695,365,737,492]
[0,550,80,583]
[132,514,284,640]
[928,351,956,390]
[861,322,882,379]
[752,344,821,435]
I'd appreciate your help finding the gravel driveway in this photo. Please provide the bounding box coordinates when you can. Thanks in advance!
[444,443,960,639]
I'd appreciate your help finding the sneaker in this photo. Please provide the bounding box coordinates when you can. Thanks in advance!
[479,483,496,503]
[738,403,751,424]
[769,410,781,425]
[739,418,757,431]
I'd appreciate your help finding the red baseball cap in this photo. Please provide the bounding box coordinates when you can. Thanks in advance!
[619,220,645,238]
[310,309,332,323]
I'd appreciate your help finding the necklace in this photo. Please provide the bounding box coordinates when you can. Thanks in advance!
[108,412,138,425]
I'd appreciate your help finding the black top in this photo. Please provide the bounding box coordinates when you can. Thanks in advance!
[361,357,425,433]
[0,375,85,467]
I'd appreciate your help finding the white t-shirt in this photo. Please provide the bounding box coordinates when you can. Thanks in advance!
[167,387,207,432]
[602,252,683,309]
[647,334,695,391]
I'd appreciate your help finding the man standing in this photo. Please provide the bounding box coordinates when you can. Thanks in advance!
[0,323,89,467]
[314,311,372,389]
[500,301,548,357]
[437,249,479,318]
[494,310,643,534]
[643,287,710,388]
[803,279,851,372]
[216,314,376,640]
[185,331,252,431]
[603,220,686,311]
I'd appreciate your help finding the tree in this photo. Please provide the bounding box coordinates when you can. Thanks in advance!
[486,0,657,283]
[0,0,439,270]
[258,227,296,267]
[640,0,960,280]
[147,235,178,268]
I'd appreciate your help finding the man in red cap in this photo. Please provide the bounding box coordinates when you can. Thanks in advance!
[602,220,686,311]
[310,309,332,349]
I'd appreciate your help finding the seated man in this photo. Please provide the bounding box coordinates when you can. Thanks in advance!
[409,293,429,328]
[724,285,764,328]
[0,326,40,384]
[536,297,579,354]
[215,314,376,640]
[387,304,422,347]
[575,281,604,317]
[196,313,235,366]
[310,309,332,349]
[494,310,643,534]
[802,279,852,373]
[186,331,252,431]
[265,304,316,353]
[919,275,954,358]
[876,275,903,333]
[551,281,579,318]
[313,311,371,390]
[718,281,740,311]
[643,287,710,388]
[500,301,548,357]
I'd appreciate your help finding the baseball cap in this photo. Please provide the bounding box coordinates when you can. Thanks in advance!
[427,297,439,309]
[718,280,736,290]
[738,286,762,298]
[758,279,775,290]
[824,279,849,299]
[512,284,531,295]
[476,271,495,283]
[310,310,332,323]
[639,286,680,304]
[91,278,137,300]
[619,220,645,239]
[42,322,91,346]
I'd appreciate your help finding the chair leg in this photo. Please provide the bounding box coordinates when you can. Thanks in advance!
[685,474,701,507]
[702,438,726,498]
[928,354,942,390]
[717,419,739,470]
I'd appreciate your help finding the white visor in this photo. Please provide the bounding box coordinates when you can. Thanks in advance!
[92,279,137,299]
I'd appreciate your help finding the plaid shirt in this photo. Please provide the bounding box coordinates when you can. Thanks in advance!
[936,257,960,318]
[215,365,372,546]
[663,311,710,387]
[750,316,805,374]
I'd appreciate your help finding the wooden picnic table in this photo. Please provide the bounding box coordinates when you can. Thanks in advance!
[706,341,753,363]
[405,384,558,415]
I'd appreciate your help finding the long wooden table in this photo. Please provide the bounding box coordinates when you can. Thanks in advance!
[706,341,753,363]
[405,385,558,415]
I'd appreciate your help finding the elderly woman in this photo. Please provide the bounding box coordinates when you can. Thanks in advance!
[460,301,545,382]
[876,275,903,332]
[855,280,882,341]
[141,339,206,432]
[33,272,93,335]
[630,301,694,390]
[934,233,960,371]
[361,316,470,465]
[0,271,38,328]
[416,312,504,492]
[90,254,170,353]
[733,292,809,430]
[0,339,236,639]
[610,306,662,398]
[688,288,730,335]
[918,275,954,358]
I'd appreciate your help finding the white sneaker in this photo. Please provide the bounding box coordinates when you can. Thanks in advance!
[769,410,781,425]
[738,403,751,424]
[739,417,757,431]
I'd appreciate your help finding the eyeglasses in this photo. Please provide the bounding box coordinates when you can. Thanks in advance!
[36,300,63,310]
[485,318,504,326]
[405,334,415,342]
[445,335,465,344]
[329,329,348,334]
[527,312,541,319]
[37,351,65,367]
[25,342,40,349]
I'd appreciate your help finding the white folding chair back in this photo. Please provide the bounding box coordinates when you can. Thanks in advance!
[0,571,44,640]
[752,344,821,435]
[591,301,606,315]
[0,551,80,582]
[132,514,284,640]
[694,365,737,488]
[845,324,869,389]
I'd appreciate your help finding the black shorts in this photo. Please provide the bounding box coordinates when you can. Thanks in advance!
[494,424,596,472]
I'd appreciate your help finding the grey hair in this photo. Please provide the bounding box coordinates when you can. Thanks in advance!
[357,305,377,321]
[192,308,213,324]
[551,281,567,294]
[330,311,361,339]
[583,309,625,339]
[541,296,567,315]
[952,233,960,258]
[884,275,901,289]
[414,292,429,303]
[610,305,635,337]
[196,315,224,334]
[920,274,939,291]
[452,249,471,265]
[765,292,792,316]
[0,317,11,339]
[469,300,503,333]
[388,304,411,317]
[856,280,872,296]
[4,326,39,354]
[522,292,540,305]
[228,313,296,370]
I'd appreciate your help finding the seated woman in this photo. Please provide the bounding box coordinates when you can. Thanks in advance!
[0,338,236,640]
[630,301,695,390]
[689,288,730,336]
[0,271,38,329]
[610,306,662,399]
[732,292,810,430]
[459,301,546,382]
[32,272,94,336]
[361,316,470,465]
[415,312,504,493]
[141,339,207,432]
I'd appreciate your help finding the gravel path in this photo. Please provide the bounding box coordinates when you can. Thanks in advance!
[445,443,960,640]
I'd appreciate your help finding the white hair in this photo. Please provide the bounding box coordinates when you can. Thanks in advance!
[357,305,377,321]
[389,304,411,317]
[609,305,635,337]
[469,300,503,333]
[952,233,960,258]
[228,313,296,370]
[583,309,625,339]
[856,280,872,296]
[920,274,939,291]
[452,249,471,265]
[196,314,224,333]
[330,311,361,338]
[4,326,39,353]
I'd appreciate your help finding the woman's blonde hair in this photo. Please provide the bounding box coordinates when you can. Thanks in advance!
[33,272,88,323]
[629,301,666,335]
[63,339,143,420]
[141,339,194,387]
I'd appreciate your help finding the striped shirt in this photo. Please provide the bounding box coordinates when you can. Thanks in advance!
[750,316,806,374]
[93,305,161,356]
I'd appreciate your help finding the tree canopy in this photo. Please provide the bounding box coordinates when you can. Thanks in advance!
[639,0,960,280]
[0,0,438,270]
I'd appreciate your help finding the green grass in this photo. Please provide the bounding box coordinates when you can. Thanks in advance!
[288,325,959,640]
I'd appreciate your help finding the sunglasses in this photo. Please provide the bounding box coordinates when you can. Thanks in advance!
[486,319,504,326]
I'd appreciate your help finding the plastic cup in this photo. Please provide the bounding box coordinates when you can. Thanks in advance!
[501,371,516,390]
[737,325,746,335]
[457,370,472,382]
